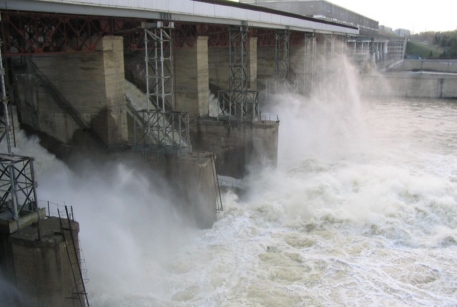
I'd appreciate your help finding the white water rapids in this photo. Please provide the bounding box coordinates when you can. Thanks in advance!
[7,57,457,306]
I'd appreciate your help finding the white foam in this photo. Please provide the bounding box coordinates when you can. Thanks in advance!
[3,54,457,306]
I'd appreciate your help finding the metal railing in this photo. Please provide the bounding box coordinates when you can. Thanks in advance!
[133,109,191,155]
[36,200,90,306]
[58,205,90,307]
[217,90,259,123]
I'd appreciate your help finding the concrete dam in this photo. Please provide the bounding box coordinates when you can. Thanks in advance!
[0,0,451,306]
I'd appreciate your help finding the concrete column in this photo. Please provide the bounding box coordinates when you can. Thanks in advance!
[98,36,128,147]
[208,47,229,93]
[249,37,258,90]
[5,217,84,307]
[175,36,210,117]
[257,45,275,90]
[16,36,128,149]
[147,152,217,228]
[289,38,305,95]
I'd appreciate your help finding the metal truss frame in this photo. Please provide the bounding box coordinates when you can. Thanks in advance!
[132,109,191,155]
[1,12,123,55]
[143,21,174,113]
[275,30,290,81]
[0,154,37,221]
[216,26,259,122]
[133,22,191,156]
[0,11,311,55]
[196,25,229,47]
[217,90,259,123]
[251,29,304,47]
[303,33,317,94]
[321,35,335,77]
[229,26,249,93]
[0,11,214,55]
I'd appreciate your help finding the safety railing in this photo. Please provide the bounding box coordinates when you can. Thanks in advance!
[133,109,191,155]
[217,90,259,123]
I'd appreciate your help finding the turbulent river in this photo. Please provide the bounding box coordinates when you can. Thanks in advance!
[9,62,457,306]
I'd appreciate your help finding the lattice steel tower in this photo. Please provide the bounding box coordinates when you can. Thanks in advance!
[132,22,191,155]
[303,33,317,95]
[0,40,39,224]
[218,26,259,123]
[275,30,290,81]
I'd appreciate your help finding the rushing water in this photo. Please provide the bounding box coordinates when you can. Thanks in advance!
[82,94,455,306]
[6,62,457,306]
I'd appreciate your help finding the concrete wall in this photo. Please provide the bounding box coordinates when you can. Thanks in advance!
[208,37,258,93]
[14,36,128,148]
[361,73,457,98]
[175,37,210,117]
[194,120,279,178]
[257,45,276,89]
[290,40,305,94]
[100,36,128,147]
[208,47,230,93]
[389,59,457,73]
[0,233,16,284]
[147,152,217,228]
[2,217,84,307]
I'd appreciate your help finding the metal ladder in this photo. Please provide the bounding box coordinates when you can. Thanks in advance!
[210,155,223,213]
[58,206,90,307]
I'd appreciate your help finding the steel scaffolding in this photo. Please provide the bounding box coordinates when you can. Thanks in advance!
[132,22,191,155]
[0,154,38,221]
[218,26,259,122]
[229,26,248,93]
[303,33,316,95]
[143,21,174,112]
[275,30,290,81]
[265,30,297,98]
[0,40,39,224]
[132,109,191,155]
[322,35,335,79]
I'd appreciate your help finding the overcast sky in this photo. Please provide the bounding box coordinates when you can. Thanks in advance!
[234,0,457,33]
[329,0,456,33]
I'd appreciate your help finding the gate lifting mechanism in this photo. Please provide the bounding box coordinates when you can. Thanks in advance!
[217,26,259,123]
[0,39,39,224]
[133,21,191,156]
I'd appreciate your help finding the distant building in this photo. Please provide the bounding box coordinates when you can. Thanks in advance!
[395,28,411,38]
[388,38,408,59]
[379,25,394,36]
[239,0,379,36]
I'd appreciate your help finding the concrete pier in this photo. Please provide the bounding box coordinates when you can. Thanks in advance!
[195,119,279,178]
[0,214,86,307]
[175,36,210,117]
[14,36,128,149]
[147,151,218,228]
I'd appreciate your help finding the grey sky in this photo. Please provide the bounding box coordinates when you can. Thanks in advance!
[233,0,457,33]
[329,0,456,33]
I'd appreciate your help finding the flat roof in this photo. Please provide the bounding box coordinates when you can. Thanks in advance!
[0,0,358,35]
